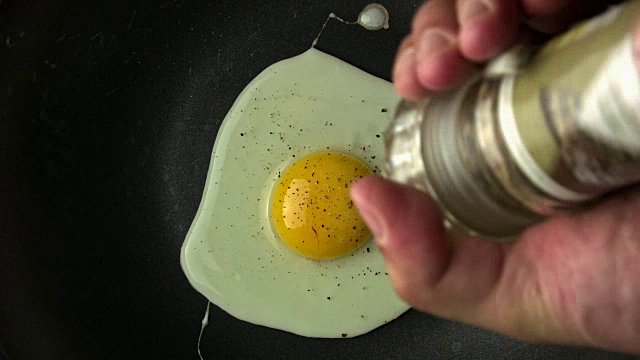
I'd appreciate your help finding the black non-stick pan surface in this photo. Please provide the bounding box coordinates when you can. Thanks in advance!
[1,0,638,359]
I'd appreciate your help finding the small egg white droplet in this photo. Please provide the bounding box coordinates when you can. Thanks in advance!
[357,4,389,31]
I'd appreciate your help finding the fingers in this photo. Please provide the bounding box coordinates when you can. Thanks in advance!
[457,0,522,61]
[521,0,570,14]
[414,28,477,92]
[393,0,524,98]
[393,0,476,98]
[394,0,622,100]
[412,0,476,91]
[392,38,430,101]
[635,20,640,69]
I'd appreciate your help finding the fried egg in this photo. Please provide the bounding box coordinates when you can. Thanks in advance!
[180,48,409,338]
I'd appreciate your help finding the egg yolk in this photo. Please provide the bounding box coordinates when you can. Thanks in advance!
[270,152,372,260]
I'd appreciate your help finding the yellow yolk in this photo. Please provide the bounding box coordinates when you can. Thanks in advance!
[270,152,372,260]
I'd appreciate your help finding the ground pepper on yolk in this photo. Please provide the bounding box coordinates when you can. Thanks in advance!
[270,152,372,260]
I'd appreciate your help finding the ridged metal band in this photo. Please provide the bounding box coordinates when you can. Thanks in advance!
[498,76,592,202]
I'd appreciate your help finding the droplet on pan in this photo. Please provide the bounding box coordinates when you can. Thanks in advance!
[312,3,389,47]
[357,4,389,31]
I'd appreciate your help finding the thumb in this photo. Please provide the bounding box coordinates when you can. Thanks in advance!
[350,176,519,326]
[350,176,450,305]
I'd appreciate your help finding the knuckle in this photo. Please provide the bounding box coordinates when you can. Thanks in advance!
[392,277,430,308]
[411,0,458,34]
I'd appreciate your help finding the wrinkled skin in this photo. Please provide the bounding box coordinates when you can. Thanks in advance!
[351,0,640,354]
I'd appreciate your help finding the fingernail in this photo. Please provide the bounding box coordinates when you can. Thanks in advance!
[416,29,455,65]
[396,46,416,70]
[460,0,494,27]
[352,199,387,247]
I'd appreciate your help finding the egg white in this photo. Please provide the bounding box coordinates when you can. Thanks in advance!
[180,48,409,338]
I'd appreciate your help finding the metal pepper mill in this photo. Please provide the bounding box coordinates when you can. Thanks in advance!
[384,1,640,239]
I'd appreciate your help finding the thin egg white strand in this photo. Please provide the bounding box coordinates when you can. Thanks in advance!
[312,3,390,47]
[197,301,211,360]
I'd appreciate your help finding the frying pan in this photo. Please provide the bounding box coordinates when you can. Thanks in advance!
[1,0,638,358]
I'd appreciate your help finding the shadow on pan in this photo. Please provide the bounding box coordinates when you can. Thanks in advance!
[0,0,636,359]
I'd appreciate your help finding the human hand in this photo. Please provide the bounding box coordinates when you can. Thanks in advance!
[392,0,621,100]
[351,0,640,354]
